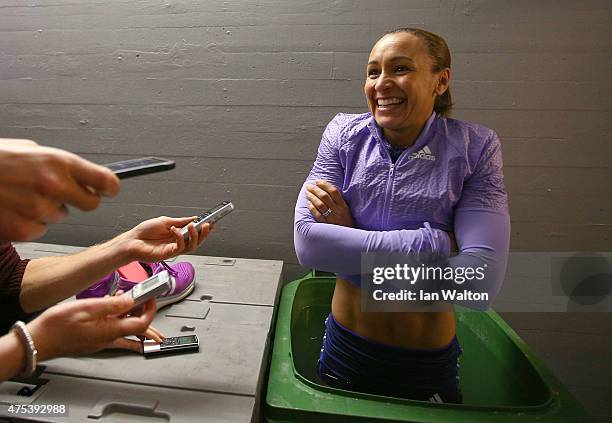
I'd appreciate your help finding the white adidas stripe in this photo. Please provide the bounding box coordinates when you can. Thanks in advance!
[167,275,176,295]
[429,393,443,403]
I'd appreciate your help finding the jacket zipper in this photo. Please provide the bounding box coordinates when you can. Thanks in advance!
[381,147,414,227]
[381,148,396,228]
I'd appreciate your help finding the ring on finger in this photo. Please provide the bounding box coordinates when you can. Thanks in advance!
[321,208,333,217]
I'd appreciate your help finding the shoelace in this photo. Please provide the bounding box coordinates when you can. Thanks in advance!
[157,261,178,297]
[159,260,178,277]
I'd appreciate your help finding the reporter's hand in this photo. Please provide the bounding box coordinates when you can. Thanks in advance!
[306,180,355,227]
[0,139,120,242]
[105,325,165,353]
[100,289,164,353]
[27,295,156,361]
[120,216,212,263]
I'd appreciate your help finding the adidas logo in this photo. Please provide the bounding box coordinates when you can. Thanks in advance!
[410,145,436,161]
[429,393,444,403]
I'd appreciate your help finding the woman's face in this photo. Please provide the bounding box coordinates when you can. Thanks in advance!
[364,33,448,145]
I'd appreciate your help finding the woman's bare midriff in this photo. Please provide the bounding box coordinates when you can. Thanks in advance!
[331,277,456,349]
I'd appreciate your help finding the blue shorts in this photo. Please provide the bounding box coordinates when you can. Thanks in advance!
[317,313,463,403]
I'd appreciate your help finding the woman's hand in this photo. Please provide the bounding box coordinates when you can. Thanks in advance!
[306,180,354,227]
[27,295,157,361]
[119,216,212,263]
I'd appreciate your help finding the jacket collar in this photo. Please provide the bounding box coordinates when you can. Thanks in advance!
[367,112,438,157]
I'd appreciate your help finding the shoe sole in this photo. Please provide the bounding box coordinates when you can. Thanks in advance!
[155,280,195,310]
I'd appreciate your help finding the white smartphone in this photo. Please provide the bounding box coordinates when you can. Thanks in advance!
[181,201,235,241]
[125,270,171,308]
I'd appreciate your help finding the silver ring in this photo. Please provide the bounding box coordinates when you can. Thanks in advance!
[321,208,333,217]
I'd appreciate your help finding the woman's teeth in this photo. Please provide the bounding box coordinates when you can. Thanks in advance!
[377,98,404,107]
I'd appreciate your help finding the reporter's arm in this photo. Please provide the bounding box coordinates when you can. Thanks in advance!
[19,237,133,312]
[19,217,211,313]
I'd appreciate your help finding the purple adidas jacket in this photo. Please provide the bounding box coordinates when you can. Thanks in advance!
[294,112,510,310]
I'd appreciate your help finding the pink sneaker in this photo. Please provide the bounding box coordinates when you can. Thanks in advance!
[76,261,196,310]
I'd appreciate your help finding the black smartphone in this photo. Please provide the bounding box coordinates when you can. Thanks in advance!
[143,335,200,357]
[104,157,175,179]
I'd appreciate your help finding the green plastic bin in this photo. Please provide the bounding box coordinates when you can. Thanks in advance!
[265,275,594,422]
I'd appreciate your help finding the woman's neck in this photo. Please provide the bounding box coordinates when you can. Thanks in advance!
[381,115,432,148]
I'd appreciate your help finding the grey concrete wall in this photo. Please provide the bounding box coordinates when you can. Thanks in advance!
[1,0,611,264]
[1,1,610,420]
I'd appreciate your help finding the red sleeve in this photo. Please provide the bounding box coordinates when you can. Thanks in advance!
[0,243,31,334]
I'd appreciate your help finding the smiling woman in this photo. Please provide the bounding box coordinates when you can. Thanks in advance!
[365,28,452,147]
[294,27,511,404]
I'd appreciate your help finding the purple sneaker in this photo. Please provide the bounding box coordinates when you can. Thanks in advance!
[75,272,118,299]
[140,261,196,309]
[76,261,196,310]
